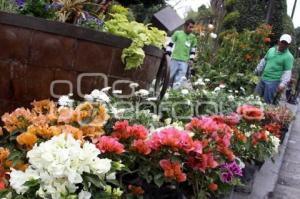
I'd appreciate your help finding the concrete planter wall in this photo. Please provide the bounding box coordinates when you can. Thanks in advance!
[0,11,164,115]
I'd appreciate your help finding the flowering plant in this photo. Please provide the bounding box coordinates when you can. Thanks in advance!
[7,133,121,199]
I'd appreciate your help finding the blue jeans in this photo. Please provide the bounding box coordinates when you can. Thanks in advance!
[255,79,280,104]
[170,59,188,87]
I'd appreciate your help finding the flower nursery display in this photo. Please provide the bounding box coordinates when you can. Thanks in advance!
[0,85,293,199]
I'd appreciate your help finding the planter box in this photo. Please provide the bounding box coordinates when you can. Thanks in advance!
[0,11,165,115]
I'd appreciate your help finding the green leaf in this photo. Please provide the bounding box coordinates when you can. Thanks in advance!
[153,173,164,187]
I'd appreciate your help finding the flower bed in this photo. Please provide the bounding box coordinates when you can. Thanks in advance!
[0,86,294,199]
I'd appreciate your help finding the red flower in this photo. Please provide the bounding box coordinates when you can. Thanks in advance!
[111,120,131,140]
[130,139,151,155]
[264,37,271,43]
[129,125,148,140]
[150,128,194,153]
[186,117,219,134]
[237,105,264,121]
[187,153,218,172]
[264,123,281,138]
[96,136,125,154]
[0,180,5,190]
[159,159,187,182]
[208,183,218,191]
[128,184,144,195]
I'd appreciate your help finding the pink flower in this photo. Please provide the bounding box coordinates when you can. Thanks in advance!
[129,125,148,140]
[96,136,125,154]
[130,139,151,155]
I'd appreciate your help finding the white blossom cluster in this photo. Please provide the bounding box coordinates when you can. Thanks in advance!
[10,133,112,199]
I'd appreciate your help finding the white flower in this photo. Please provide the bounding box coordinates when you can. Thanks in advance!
[152,114,160,121]
[228,95,234,101]
[235,90,239,94]
[10,134,112,198]
[111,107,125,119]
[101,87,111,92]
[181,89,189,95]
[204,78,210,82]
[164,93,169,100]
[228,90,233,93]
[240,87,245,92]
[219,84,226,89]
[199,32,205,37]
[210,32,217,39]
[106,172,116,180]
[135,89,149,96]
[146,97,158,101]
[84,94,94,102]
[129,83,139,88]
[250,124,256,129]
[58,95,74,107]
[164,118,172,125]
[79,190,92,199]
[194,78,205,86]
[112,90,122,94]
[90,89,110,102]
[214,87,221,92]
[202,89,208,95]
[270,135,280,154]
[208,24,214,30]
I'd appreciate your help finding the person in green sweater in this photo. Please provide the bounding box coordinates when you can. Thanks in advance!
[255,34,294,104]
[166,19,197,88]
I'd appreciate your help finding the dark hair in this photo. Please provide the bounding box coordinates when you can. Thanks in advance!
[184,19,195,26]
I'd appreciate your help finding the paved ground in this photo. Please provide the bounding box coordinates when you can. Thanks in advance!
[269,103,300,199]
[231,103,299,199]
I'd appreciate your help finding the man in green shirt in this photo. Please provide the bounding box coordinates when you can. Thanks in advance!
[255,34,294,104]
[166,19,197,88]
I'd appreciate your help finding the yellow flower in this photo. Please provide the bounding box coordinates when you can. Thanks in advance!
[0,147,10,161]
[16,132,38,149]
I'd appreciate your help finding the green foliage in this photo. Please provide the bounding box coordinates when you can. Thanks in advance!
[229,0,267,32]
[195,24,272,94]
[105,9,166,70]
[222,11,240,29]
[0,0,18,12]
[20,0,56,19]
[185,5,213,24]
[269,0,287,45]
[282,15,296,55]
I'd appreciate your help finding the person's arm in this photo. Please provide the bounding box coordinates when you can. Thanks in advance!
[189,36,197,62]
[166,31,178,55]
[279,56,294,89]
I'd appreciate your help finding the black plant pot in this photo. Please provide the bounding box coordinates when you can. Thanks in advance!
[280,125,289,144]
[254,160,265,171]
[234,163,257,194]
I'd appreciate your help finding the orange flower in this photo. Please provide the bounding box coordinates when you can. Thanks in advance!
[81,126,104,138]
[130,139,151,155]
[26,125,53,139]
[31,99,57,121]
[0,127,3,136]
[159,159,187,182]
[75,102,94,124]
[244,54,252,61]
[128,185,144,195]
[1,108,33,132]
[264,37,271,43]
[16,132,38,149]
[208,183,218,191]
[58,107,76,124]
[60,125,83,141]
[0,148,10,162]
[89,104,110,128]
[14,162,29,171]
[220,147,235,161]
